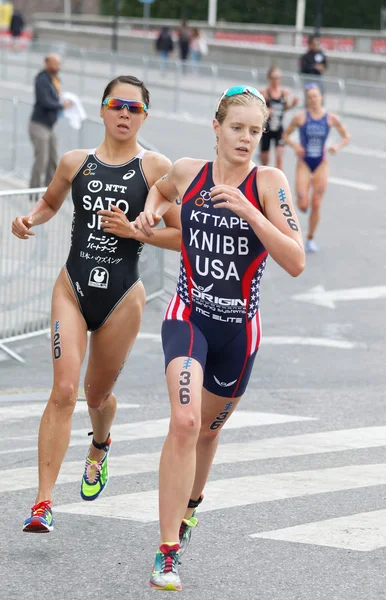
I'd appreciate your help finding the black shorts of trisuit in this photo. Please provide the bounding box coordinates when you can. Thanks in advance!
[161,315,261,399]
[261,128,284,152]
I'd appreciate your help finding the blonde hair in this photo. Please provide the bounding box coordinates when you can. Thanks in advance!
[267,65,281,78]
[215,92,269,127]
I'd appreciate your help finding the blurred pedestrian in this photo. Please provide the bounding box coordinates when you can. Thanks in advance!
[283,83,350,253]
[9,9,24,49]
[259,66,298,170]
[156,26,174,73]
[190,27,208,73]
[177,19,191,68]
[300,35,327,90]
[29,54,71,190]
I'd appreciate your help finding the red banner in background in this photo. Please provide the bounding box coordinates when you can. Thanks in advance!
[302,35,354,51]
[372,40,386,53]
[214,32,274,44]
[0,29,32,49]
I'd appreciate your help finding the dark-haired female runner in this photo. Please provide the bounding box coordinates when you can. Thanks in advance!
[12,75,181,533]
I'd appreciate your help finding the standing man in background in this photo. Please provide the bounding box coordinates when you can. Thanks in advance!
[29,54,71,189]
[300,35,327,90]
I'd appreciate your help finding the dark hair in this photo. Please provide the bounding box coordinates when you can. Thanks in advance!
[101,75,150,107]
[308,35,319,45]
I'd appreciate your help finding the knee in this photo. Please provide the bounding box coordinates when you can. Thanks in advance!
[297,192,308,212]
[169,413,201,445]
[51,381,78,411]
[311,193,324,210]
[86,389,110,411]
[199,422,222,443]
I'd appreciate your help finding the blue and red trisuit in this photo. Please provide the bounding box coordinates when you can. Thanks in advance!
[163,161,268,398]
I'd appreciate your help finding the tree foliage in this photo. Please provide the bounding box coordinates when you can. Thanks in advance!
[100,0,384,30]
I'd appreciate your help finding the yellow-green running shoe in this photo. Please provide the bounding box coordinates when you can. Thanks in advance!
[80,435,111,501]
[149,543,182,591]
[179,511,198,557]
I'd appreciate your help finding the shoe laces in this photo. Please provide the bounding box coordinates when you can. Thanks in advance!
[85,459,102,483]
[160,545,179,574]
[31,500,51,517]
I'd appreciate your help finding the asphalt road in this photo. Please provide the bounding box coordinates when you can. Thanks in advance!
[1,57,386,600]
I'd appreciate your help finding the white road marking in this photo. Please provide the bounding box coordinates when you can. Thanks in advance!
[344,145,386,161]
[2,425,386,494]
[137,332,360,349]
[0,401,140,423]
[328,177,376,192]
[293,284,386,309]
[0,411,314,455]
[55,463,386,523]
[251,509,386,551]
[262,336,361,349]
[69,411,314,441]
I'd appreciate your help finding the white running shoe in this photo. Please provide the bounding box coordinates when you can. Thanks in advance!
[149,543,182,591]
[305,239,318,253]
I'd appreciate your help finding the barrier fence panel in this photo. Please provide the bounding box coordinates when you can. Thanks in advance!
[0,96,157,178]
[1,43,384,123]
[0,187,164,360]
[0,187,67,360]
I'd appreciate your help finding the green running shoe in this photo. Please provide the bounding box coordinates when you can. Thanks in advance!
[80,435,111,501]
[149,543,182,591]
[179,511,198,557]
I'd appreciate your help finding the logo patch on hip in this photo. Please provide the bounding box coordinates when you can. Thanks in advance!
[88,267,109,289]
[213,375,237,388]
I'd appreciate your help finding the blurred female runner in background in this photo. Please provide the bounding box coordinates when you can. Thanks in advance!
[12,75,181,534]
[134,84,305,591]
[283,83,350,252]
[259,65,298,171]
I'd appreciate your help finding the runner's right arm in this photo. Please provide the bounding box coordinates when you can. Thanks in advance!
[282,113,304,158]
[133,158,196,238]
[11,150,86,239]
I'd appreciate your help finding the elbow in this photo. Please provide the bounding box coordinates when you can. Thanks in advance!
[288,254,306,278]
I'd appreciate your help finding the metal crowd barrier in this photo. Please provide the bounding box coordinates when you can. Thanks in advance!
[0,41,384,120]
[0,187,164,362]
[0,95,158,181]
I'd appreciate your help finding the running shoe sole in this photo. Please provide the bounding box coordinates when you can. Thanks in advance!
[149,581,182,591]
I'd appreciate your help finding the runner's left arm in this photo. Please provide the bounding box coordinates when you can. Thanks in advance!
[328,114,351,154]
[283,88,299,110]
[130,157,193,238]
[210,168,305,277]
